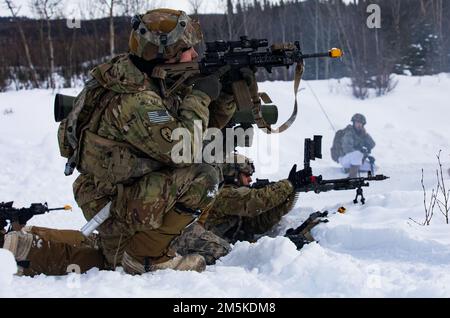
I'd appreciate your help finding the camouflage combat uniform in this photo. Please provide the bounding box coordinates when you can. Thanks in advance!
[340,124,376,156]
[3,53,236,276]
[171,179,297,264]
[205,180,296,243]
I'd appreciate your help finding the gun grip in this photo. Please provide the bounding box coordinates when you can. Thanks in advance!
[232,80,254,111]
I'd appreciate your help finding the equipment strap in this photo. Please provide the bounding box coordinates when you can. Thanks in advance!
[253,61,304,134]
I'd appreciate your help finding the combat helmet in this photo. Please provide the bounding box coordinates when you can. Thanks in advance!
[129,8,203,61]
[351,113,367,125]
[222,153,255,185]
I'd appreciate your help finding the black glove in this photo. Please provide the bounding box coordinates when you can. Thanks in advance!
[288,164,312,190]
[222,67,258,96]
[192,74,222,101]
[240,67,258,96]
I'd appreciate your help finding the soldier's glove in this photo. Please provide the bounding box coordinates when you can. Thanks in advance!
[192,74,222,101]
[288,164,312,190]
[240,67,258,97]
[222,67,258,96]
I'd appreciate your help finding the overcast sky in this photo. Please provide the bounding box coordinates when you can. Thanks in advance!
[1,0,354,18]
[1,0,248,18]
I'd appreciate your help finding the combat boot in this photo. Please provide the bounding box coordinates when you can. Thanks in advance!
[120,204,210,275]
[150,253,206,272]
[122,250,206,274]
[348,165,360,178]
[2,230,34,275]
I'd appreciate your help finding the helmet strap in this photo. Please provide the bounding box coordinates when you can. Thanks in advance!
[158,34,168,59]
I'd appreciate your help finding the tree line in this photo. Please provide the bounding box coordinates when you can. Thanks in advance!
[0,0,449,99]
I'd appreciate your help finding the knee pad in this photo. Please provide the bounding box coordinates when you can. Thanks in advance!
[3,231,34,261]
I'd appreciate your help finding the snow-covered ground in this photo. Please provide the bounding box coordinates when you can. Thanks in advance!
[1,74,450,297]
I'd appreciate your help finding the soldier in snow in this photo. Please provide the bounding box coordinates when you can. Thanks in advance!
[2,9,242,276]
[331,113,376,178]
[171,153,323,264]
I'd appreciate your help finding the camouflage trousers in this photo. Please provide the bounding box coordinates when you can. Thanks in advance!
[5,163,221,276]
[170,223,231,265]
[3,222,230,276]
[3,226,106,276]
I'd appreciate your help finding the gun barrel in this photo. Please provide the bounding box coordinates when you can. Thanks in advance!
[300,48,343,60]
[300,52,330,59]
[322,175,389,183]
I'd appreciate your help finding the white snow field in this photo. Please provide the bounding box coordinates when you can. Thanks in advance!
[1,74,450,297]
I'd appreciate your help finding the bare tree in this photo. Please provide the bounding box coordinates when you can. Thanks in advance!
[225,0,234,40]
[119,0,153,16]
[189,0,203,16]
[4,0,39,88]
[411,151,450,226]
[314,0,320,80]
[31,0,63,89]
[436,151,450,224]
[410,169,437,226]
[79,0,101,61]
[278,1,288,81]
[100,0,119,57]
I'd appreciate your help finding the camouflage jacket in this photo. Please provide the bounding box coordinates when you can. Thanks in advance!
[92,54,236,163]
[341,125,376,155]
[204,180,296,243]
[74,54,236,206]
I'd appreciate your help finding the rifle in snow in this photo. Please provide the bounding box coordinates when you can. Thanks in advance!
[293,136,389,204]
[252,136,388,203]
[0,201,71,232]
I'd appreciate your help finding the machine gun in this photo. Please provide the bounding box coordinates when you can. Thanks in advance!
[244,136,388,204]
[0,202,71,232]
[151,36,343,133]
[294,136,389,204]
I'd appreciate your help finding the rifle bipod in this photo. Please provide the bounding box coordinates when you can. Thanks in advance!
[353,187,366,205]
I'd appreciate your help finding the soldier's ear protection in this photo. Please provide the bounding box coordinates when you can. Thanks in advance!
[131,15,142,31]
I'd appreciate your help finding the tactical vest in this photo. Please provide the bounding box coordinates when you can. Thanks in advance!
[57,78,162,185]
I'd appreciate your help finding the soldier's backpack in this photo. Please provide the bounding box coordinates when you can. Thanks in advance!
[57,79,161,184]
[330,128,345,163]
[57,78,114,176]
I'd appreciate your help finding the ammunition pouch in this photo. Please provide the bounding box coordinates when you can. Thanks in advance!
[79,131,162,185]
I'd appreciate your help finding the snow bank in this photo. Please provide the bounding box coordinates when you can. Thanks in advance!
[0,249,17,296]
[1,74,450,297]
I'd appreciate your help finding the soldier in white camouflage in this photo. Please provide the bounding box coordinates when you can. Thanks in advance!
[2,9,239,276]
[331,113,376,178]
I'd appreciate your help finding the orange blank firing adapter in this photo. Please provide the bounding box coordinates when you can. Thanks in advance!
[338,207,347,214]
[329,48,343,58]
